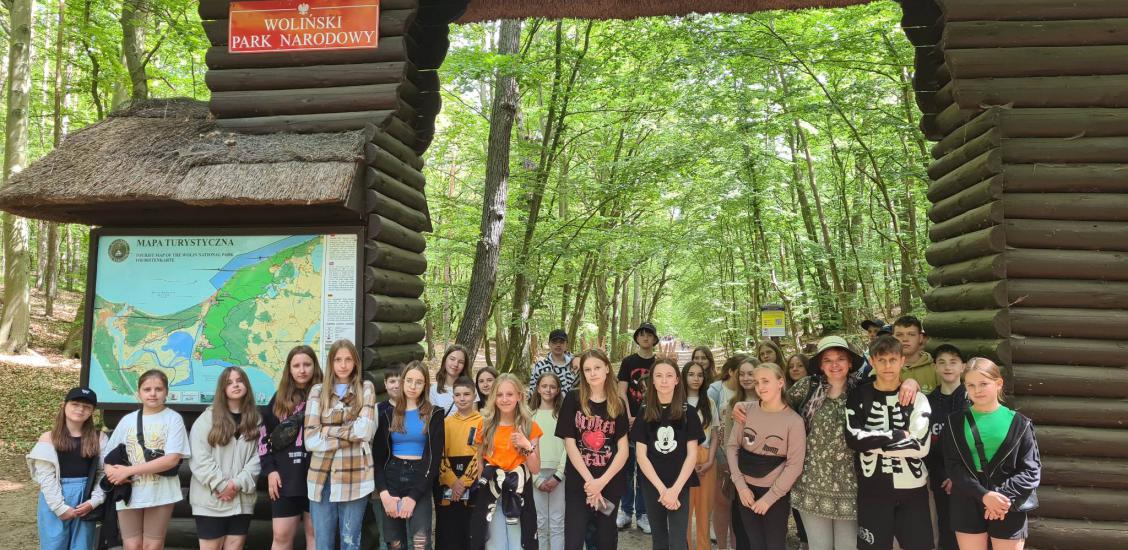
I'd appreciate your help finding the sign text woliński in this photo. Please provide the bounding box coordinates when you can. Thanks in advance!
[229,0,380,53]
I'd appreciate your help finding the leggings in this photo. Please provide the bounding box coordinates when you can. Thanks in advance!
[735,486,790,550]
[564,487,620,550]
[687,447,716,550]
[715,463,736,549]
[641,482,690,550]
[117,503,175,544]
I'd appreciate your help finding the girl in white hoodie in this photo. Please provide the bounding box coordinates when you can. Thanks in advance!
[28,387,106,550]
[189,366,262,550]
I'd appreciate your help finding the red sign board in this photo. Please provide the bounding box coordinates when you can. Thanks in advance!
[228,0,380,54]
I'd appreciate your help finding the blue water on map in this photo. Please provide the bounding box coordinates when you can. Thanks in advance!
[208,235,318,289]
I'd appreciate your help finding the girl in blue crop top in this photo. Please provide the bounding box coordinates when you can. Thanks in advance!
[373,362,445,550]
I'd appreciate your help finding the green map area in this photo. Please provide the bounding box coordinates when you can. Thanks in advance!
[89,236,326,404]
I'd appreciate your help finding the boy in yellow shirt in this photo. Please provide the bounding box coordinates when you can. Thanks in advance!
[435,378,483,548]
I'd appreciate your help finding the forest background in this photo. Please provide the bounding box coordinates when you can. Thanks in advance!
[0,0,935,376]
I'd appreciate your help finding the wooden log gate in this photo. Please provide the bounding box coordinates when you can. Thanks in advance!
[902,1,1128,547]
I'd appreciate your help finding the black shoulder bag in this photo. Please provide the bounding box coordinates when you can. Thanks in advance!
[137,411,182,477]
[268,411,304,452]
[965,412,992,488]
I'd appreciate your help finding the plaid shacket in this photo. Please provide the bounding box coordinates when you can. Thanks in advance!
[304,380,377,502]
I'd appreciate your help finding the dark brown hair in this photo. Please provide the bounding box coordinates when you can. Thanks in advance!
[578,349,624,418]
[391,361,433,433]
[208,367,262,446]
[138,369,168,390]
[435,344,470,394]
[681,361,713,427]
[643,358,685,423]
[529,371,564,418]
[869,334,902,358]
[51,401,99,458]
[274,345,324,419]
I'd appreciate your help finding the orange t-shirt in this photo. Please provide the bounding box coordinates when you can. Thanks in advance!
[477,421,543,471]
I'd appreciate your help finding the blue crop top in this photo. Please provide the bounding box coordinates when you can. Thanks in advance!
[391,408,427,457]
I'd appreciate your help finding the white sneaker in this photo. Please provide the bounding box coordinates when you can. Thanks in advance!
[637,513,651,534]
[616,508,631,529]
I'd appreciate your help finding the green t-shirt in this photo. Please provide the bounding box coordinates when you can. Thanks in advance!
[963,405,1016,470]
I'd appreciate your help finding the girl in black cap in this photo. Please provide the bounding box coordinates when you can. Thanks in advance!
[28,387,106,550]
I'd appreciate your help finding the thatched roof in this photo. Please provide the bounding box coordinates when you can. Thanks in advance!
[457,0,876,22]
[0,99,370,225]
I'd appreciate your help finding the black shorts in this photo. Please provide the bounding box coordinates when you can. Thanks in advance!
[271,494,311,518]
[194,514,252,540]
[950,493,1029,540]
[857,487,934,550]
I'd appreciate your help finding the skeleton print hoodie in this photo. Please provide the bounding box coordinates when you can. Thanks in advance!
[844,380,932,495]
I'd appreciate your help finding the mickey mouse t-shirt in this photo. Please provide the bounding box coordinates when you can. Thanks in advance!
[630,403,706,488]
[555,390,629,499]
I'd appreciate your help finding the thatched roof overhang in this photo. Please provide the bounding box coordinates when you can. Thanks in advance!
[456,0,877,22]
[0,99,371,226]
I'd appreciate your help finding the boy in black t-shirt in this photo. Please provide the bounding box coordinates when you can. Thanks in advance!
[617,322,658,532]
[845,335,934,550]
[926,344,967,550]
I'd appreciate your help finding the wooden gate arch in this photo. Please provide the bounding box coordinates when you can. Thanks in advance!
[0,0,1124,548]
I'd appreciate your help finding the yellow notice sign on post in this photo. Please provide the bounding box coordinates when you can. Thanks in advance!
[761,305,786,338]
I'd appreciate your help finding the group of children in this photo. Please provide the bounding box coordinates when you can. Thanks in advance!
[29,319,1041,550]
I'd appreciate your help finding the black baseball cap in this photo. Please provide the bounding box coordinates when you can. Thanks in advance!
[878,323,893,336]
[860,319,886,330]
[65,387,97,407]
[633,322,657,344]
[549,329,567,342]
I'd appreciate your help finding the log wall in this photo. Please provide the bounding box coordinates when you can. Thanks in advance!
[902,1,1128,547]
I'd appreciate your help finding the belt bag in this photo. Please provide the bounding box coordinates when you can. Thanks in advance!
[738,448,785,478]
[137,411,182,477]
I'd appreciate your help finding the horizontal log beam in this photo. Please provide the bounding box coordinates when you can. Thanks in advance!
[927,149,1001,202]
[362,343,424,369]
[1004,194,1128,223]
[1036,486,1128,522]
[949,75,1128,109]
[927,128,998,180]
[372,129,423,170]
[214,110,393,133]
[364,241,428,275]
[199,0,417,19]
[933,102,979,136]
[928,176,1001,224]
[367,214,426,253]
[931,109,998,159]
[1013,364,1128,398]
[363,266,423,298]
[1012,396,1128,429]
[363,294,427,322]
[1036,425,1128,458]
[998,108,1128,139]
[1041,456,1128,490]
[1029,517,1128,549]
[1001,164,1128,193]
[365,167,428,213]
[938,0,1128,22]
[1000,137,1128,164]
[205,37,409,70]
[926,253,1004,287]
[923,281,1007,311]
[928,201,1003,243]
[1008,279,1128,310]
[1007,249,1128,281]
[946,45,1128,79]
[1011,336,1128,368]
[365,189,431,233]
[926,338,1010,364]
[210,84,408,118]
[206,62,412,92]
[368,143,426,191]
[1005,219,1128,251]
[943,19,1128,49]
[926,225,1005,266]
[201,9,414,46]
[923,310,1007,339]
[363,321,425,347]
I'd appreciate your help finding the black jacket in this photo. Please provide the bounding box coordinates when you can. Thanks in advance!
[469,465,538,550]
[259,396,311,498]
[941,409,1040,512]
[372,405,445,502]
[925,385,967,483]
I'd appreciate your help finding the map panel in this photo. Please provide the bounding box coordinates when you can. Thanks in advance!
[87,232,359,406]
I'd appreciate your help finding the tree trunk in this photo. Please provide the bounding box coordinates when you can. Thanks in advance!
[120,0,149,100]
[0,0,35,353]
[62,299,85,358]
[45,0,66,317]
[797,123,852,331]
[453,19,522,359]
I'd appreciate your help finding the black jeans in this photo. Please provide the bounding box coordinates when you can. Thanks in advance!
[736,485,790,550]
[930,479,957,550]
[381,458,432,550]
[640,482,690,550]
[564,485,620,550]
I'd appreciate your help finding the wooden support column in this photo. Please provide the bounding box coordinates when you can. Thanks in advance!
[903,1,1128,546]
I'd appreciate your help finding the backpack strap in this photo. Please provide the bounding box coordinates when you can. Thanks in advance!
[135,410,149,454]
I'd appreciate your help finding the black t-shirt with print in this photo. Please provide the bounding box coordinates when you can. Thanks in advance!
[556,390,630,499]
[630,403,706,488]
[617,353,656,417]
